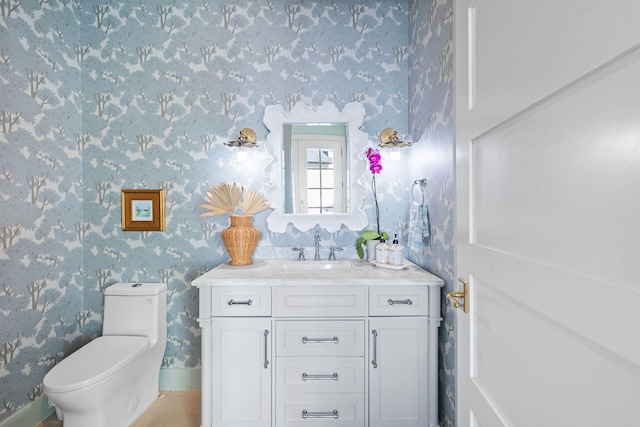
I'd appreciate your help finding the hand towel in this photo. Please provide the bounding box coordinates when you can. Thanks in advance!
[408,201,430,254]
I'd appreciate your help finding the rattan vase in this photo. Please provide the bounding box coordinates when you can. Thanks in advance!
[221,214,260,266]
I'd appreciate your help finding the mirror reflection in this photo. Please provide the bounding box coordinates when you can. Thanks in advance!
[263,101,368,233]
[283,123,348,214]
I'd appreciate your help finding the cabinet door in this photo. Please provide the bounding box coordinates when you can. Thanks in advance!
[212,318,271,427]
[369,317,428,427]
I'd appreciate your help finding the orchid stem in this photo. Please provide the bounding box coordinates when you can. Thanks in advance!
[372,175,380,236]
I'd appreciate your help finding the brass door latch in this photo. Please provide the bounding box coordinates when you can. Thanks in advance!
[447,277,469,313]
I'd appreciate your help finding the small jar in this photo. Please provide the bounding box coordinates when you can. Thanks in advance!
[375,238,389,264]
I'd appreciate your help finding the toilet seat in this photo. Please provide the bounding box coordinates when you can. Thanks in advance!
[43,336,149,393]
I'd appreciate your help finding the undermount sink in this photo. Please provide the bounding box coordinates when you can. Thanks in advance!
[282,261,356,274]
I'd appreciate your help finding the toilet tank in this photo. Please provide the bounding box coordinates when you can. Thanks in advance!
[103,283,167,345]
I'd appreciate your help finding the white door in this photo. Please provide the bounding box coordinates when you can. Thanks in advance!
[454,1,640,426]
[369,317,428,427]
[212,318,272,427]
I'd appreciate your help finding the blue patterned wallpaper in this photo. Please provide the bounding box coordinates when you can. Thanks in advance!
[0,0,454,424]
[408,1,455,425]
[0,1,85,421]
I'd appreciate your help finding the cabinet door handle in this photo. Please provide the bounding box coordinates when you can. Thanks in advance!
[302,409,339,419]
[387,298,412,305]
[302,372,339,381]
[301,336,339,344]
[263,330,269,369]
[228,299,253,305]
[371,329,378,368]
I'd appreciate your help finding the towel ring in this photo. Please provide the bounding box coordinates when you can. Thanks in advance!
[412,179,427,205]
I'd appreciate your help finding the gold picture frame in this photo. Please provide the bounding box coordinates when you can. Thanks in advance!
[121,189,165,232]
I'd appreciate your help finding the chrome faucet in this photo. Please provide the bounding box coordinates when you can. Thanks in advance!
[292,247,305,261]
[314,230,321,261]
[328,247,343,261]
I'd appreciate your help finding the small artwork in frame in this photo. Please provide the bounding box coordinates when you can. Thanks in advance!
[121,189,165,232]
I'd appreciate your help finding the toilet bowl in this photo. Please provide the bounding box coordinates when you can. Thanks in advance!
[43,282,166,427]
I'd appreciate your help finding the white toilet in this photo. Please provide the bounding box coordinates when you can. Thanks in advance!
[43,282,167,427]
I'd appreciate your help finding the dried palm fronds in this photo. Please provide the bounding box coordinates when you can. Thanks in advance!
[200,182,243,217]
[200,182,270,217]
[239,189,270,215]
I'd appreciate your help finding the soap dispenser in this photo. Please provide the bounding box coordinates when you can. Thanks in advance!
[389,234,404,266]
[375,238,389,264]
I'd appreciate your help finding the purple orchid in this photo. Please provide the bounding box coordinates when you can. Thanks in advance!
[366,148,382,234]
[366,147,382,174]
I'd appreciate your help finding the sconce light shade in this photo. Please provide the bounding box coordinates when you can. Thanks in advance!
[378,128,412,149]
[224,128,258,148]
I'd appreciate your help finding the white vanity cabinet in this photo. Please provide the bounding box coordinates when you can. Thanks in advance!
[368,287,432,427]
[369,317,428,427]
[212,318,272,427]
[194,259,443,427]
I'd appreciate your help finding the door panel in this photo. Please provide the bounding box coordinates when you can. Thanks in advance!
[455,0,640,426]
[472,53,640,286]
[468,271,640,426]
[467,0,640,135]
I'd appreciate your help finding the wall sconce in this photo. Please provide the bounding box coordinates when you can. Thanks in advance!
[379,128,412,161]
[224,128,257,160]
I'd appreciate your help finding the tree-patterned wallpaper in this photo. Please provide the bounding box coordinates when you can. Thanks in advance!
[409,1,455,426]
[0,0,454,425]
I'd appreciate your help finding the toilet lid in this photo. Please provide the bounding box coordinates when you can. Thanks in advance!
[43,336,149,393]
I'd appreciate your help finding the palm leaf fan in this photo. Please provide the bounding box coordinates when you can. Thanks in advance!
[199,182,243,216]
[239,189,270,215]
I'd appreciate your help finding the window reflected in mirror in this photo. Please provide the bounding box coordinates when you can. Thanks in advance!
[283,123,347,214]
[305,148,336,213]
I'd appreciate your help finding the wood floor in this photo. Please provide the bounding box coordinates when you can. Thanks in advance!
[36,390,201,427]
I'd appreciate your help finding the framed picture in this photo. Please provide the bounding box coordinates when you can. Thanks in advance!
[121,189,165,232]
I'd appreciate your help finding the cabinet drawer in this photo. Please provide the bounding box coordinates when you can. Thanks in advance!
[276,357,364,394]
[273,286,367,317]
[369,286,429,316]
[211,286,271,316]
[276,320,365,357]
[276,394,365,427]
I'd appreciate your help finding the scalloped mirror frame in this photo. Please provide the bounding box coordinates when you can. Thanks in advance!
[263,101,369,233]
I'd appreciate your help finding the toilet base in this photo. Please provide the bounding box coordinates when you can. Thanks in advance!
[49,387,159,427]
[45,347,162,427]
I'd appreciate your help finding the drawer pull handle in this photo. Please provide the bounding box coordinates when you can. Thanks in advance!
[387,298,413,305]
[302,372,339,381]
[302,409,339,419]
[263,330,269,369]
[228,299,253,306]
[301,336,339,344]
[371,329,378,369]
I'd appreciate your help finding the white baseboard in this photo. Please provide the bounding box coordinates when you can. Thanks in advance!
[0,368,201,427]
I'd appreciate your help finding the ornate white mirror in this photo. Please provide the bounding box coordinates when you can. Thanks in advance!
[263,101,368,233]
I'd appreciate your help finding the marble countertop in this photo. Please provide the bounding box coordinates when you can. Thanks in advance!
[192,258,443,287]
